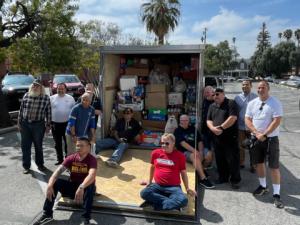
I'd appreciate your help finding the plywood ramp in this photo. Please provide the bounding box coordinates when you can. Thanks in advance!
[93,148,196,216]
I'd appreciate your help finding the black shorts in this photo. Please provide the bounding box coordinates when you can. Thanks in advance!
[252,136,280,169]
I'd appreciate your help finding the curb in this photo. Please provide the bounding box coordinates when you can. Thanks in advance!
[0,125,18,135]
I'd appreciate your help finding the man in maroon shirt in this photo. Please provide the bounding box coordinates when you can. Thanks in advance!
[140,133,196,211]
[34,137,97,225]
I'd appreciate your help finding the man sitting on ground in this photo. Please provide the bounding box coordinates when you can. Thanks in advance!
[95,107,142,167]
[174,114,215,189]
[34,137,97,225]
[140,133,196,211]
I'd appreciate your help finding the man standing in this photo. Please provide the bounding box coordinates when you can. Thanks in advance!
[95,107,142,167]
[201,86,215,167]
[245,80,284,208]
[207,88,241,189]
[50,83,75,165]
[33,137,97,225]
[77,83,102,127]
[234,80,257,171]
[66,93,96,155]
[18,79,51,174]
[140,133,196,211]
[174,114,214,189]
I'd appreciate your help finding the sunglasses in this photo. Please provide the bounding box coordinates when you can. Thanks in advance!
[213,93,221,96]
[259,102,265,111]
[161,142,170,146]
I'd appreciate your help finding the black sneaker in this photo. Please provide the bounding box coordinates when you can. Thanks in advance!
[273,194,284,209]
[82,217,90,225]
[230,181,240,189]
[33,213,53,225]
[253,185,269,196]
[38,165,47,172]
[199,178,215,189]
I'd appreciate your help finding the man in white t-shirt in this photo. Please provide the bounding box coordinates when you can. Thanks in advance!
[245,80,284,209]
[50,83,75,165]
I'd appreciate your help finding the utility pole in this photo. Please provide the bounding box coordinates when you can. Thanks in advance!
[201,27,207,45]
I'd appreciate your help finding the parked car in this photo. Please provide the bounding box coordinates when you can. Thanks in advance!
[237,76,253,82]
[222,76,236,82]
[204,75,223,88]
[285,77,300,88]
[264,76,275,82]
[1,73,34,111]
[50,74,85,99]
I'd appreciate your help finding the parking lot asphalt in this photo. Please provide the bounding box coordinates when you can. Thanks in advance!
[0,82,299,225]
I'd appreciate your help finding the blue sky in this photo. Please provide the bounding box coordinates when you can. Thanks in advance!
[75,0,300,58]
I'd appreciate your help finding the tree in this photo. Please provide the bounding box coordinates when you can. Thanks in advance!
[283,29,293,42]
[0,0,79,128]
[250,22,271,76]
[204,41,233,75]
[141,0,180,45]
[295,29,300,47]
[290,50,300,75]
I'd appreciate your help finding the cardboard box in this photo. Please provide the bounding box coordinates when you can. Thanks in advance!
[154,64,170,74]
[145,92,167,109]
[168,92,183,105]
[118,101,144,111]
[125,67,149,77]
[142,120,166,130]
[146,84,168,93]
[120,75,138,90]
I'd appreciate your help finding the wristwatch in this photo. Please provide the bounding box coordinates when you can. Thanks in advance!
[79,184,84,190]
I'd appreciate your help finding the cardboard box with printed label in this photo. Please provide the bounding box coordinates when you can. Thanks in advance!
[125,67,149,77]
[146,84,168,93]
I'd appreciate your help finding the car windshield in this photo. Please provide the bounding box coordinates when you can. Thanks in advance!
[54,75,80,83]
[2,75,34,85]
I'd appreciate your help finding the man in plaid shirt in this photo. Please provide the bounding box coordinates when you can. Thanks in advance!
[18,79,51,174]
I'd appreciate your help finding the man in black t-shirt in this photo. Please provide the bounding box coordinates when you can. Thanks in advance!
[174,115,214,189]
[95,107,142,167]
[207,88,241,189]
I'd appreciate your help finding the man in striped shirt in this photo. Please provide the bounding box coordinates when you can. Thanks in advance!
[18,79,51,174]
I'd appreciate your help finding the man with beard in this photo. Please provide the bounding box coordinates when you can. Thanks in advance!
[207,88,241,189]
[18,79,51,174]
[50,83,75,165]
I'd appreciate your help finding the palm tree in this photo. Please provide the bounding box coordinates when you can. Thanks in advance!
[295,29,300,47]
[141,0,181,45]
[283,29,293,42]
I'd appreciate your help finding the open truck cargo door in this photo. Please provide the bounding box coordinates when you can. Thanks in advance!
[58,45,205,223]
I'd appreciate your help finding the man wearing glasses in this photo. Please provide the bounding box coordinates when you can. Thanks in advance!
[140,133,196,211]
[174,114,214,189]
[207,88,241,189]
[33,137,97,225]
[245,80,284,208]
[95,107,142,167]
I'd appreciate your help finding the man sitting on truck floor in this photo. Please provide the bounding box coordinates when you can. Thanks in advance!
[33,137,97,225]
[95,107,142,167]
[140,133,197,211]
[174,114,215,189]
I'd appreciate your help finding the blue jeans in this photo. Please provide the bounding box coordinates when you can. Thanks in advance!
[95,138,128,162]
[20,120,46,169]
[43,179,95,219]
[140,183,188,210]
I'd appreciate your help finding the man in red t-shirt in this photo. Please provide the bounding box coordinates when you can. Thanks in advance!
[34,137,97,225]
[140,133,196,211]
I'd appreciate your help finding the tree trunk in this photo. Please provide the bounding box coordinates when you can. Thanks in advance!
[158,35,164,45]
[0,86,12,128]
